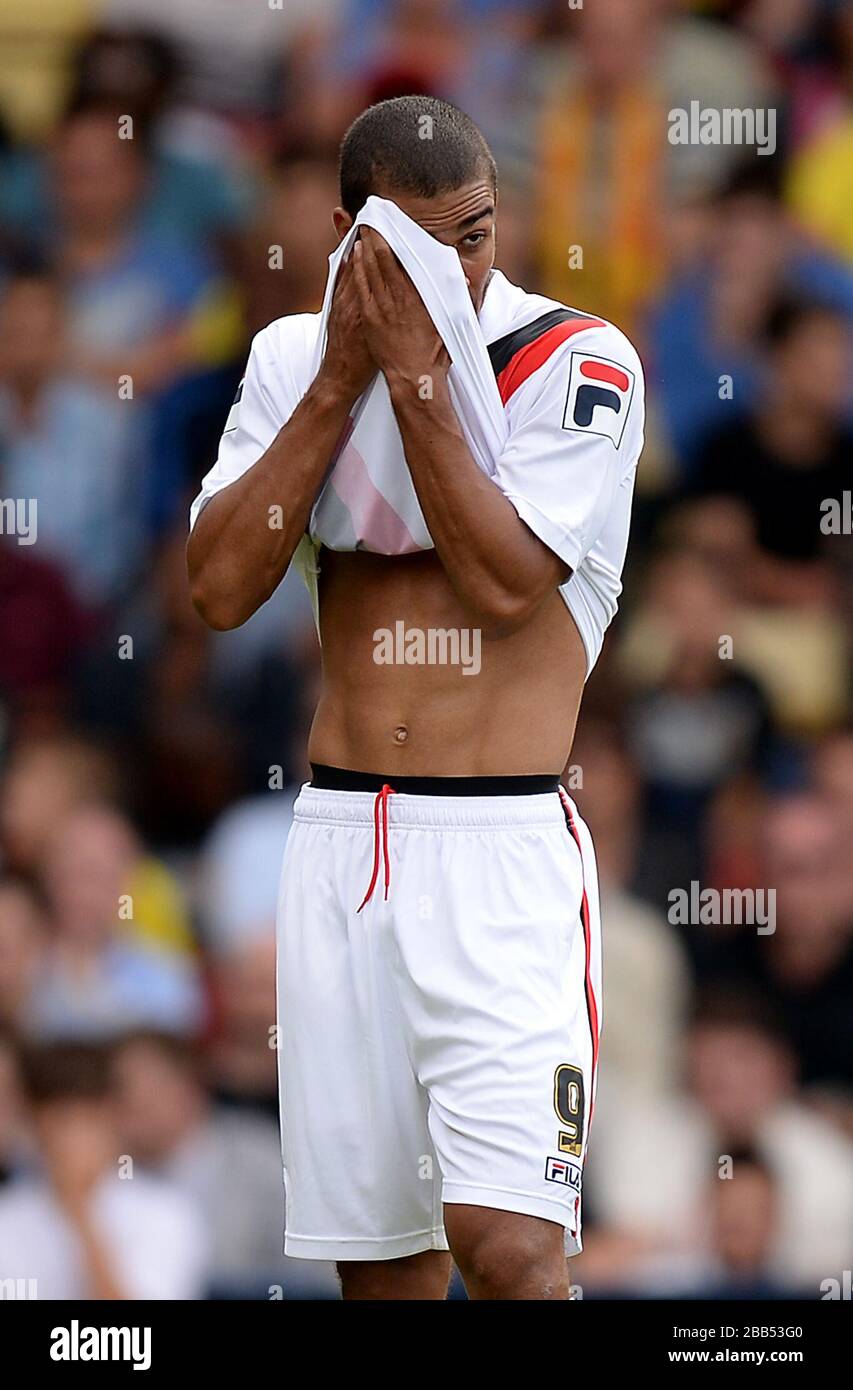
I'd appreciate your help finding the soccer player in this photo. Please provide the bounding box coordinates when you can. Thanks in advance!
[187,97,644,1300]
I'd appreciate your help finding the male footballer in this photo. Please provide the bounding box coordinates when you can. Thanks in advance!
[187,97,644,1300]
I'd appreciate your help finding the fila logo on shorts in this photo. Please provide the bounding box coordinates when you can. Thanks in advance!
[562,352,636,448]
[545,1156,582,1190]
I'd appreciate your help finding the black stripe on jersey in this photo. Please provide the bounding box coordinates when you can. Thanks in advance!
[486,308,597,378]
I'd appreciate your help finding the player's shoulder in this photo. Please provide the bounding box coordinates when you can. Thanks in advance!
[537,307,643,453]
[250,311,322,366]
[483,271,644,409]
[549,309,645,429]
[542,308,644,411]
[241,311,322,405]
[565,311,644,382]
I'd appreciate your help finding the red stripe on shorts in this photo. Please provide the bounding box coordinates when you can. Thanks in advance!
[558,787,601,1131]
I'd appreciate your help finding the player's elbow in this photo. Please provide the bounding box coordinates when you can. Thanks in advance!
[473,586,540,640]
[475,563,568,638]
[190,582,245,631]
[468,547,570,639]
[188,560,252,631]
[187,530,257,630]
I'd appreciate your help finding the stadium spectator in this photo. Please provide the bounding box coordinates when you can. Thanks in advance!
[0,733,195,958]
[238,156,339,336]
[112,1031,338,1296]
[0,265,147,609]
[647,161,853,462]
[0,1042,207,1298]
[27,804,204,1040]
[102,0,342,120]
[617,549,773,913]
[714,794,853,1095]
[207,937,278,1121]
[622,1149,789,1298]
[0,540,87,730]
[0,734,120,874]
[588,990,853,1290]
[66,27,255,246]
[48,100,230,380]
[685,297,852,592]
[699,1150,786,1295]
[531,0,775,333]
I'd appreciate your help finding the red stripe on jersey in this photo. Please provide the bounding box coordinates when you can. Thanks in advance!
[496,318,604,405]
[580,359,630,392]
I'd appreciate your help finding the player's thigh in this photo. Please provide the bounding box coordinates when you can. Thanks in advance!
[276,806,444,1258]
[396,806,599,1245]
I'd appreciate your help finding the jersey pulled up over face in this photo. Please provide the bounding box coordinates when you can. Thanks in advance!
[189,269,645,675]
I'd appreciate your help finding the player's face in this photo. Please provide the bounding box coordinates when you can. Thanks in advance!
[333,179,497,312]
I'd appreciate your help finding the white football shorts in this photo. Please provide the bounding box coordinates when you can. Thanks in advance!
[275,780,602,1262]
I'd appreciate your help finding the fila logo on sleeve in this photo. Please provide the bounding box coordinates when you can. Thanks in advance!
[562,351,636,448]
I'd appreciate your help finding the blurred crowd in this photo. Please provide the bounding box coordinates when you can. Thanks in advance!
[0,0,851,1300]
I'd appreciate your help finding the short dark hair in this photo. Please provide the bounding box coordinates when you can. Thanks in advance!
[20,1042,112,1105]
[689,986,786,1045]
[60,93,155,157]
[760,293,846,351]
[339,95,496,219]
[113,1028,202,1078]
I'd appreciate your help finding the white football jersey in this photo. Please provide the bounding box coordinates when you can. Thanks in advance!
[190,269,644,675]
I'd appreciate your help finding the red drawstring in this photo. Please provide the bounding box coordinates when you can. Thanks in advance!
[356,784,396,912]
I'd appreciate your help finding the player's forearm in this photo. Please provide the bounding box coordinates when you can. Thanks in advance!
[188,375,355,630]
[389,373,567,635]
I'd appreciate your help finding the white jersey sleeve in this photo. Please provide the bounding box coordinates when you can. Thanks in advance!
[188,314,318,531]
[492,321,644,577]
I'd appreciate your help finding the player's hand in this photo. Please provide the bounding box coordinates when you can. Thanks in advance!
[317,252,378,402]
[352,228,450,389]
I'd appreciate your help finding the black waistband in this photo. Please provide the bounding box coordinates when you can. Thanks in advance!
[310,764,561,797]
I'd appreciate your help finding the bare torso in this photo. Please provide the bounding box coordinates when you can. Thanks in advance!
[308,549,586,776]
